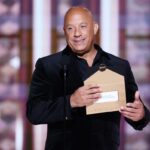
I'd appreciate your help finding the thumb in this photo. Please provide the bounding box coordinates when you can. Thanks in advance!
[134,91,140,102]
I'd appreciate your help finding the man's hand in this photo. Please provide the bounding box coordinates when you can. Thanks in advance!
[119,91,145,121]
[70,84,101,108]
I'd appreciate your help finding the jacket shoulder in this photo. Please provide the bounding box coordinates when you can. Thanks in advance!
[38,51,63,64]
[107,52,129,66]
[103,52,132,76]
[108,52,128,62]
[34,51,64,76]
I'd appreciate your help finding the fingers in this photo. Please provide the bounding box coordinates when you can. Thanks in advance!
[126,102,140,109]
[70,84,102,108]
[119,91,145,121]
[119,106,136,121]
[119,107,144,121]
[82,84,102,105]
[85,84,102,95]
[120,105,137,113]
[87,93,101,99]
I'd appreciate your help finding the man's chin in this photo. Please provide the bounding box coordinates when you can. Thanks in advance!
[73,49,89,56]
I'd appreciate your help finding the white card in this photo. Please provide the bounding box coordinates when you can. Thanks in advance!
[95,91,118,103]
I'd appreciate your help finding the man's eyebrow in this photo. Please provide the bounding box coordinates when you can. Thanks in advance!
[65,22,87,26]
[65,24,74,27]
[80,22,88,25]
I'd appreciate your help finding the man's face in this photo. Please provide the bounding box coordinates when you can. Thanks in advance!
[64,8,98,55]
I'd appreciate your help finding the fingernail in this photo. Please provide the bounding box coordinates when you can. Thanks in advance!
[120,106,124,110]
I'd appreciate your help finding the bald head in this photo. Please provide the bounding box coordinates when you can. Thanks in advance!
[64,6,94,27]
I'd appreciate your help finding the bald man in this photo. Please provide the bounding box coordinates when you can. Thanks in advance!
[27,6,150,150]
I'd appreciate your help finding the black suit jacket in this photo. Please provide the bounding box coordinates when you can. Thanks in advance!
[26,45,150,150]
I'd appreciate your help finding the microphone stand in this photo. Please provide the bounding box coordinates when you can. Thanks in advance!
[63,65,67,150]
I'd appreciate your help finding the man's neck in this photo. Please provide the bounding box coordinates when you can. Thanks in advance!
[78,48,97,67]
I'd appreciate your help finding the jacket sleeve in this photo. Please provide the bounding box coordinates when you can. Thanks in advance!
[26,58,72,125]
[125,61,150,130]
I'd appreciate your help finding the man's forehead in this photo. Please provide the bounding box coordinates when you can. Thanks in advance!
[64,6,93,21]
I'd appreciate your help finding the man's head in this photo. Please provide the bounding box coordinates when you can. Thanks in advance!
[63,6,99,56]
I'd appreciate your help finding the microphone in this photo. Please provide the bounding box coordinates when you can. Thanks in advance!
[63,65,67,150]
[63,65,67,82]
[63,65,67,119]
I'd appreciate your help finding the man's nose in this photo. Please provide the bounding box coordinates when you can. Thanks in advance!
[74,28,81,37]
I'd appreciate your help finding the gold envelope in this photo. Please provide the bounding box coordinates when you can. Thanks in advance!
[84,68,126,115]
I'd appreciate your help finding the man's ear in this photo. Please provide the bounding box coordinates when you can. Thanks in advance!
[94,23,99,35]
[63,26,65,32]
[63,27,66,35]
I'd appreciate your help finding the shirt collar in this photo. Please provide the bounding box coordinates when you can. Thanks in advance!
[62,44,111,68]
[93,44,110,65]
[63,44,110,58]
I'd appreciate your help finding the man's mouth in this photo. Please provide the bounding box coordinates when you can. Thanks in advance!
[74,38,86,44]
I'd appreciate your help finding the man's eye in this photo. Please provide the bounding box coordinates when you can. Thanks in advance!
[81,25,87,28]
[67,27,73,30]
